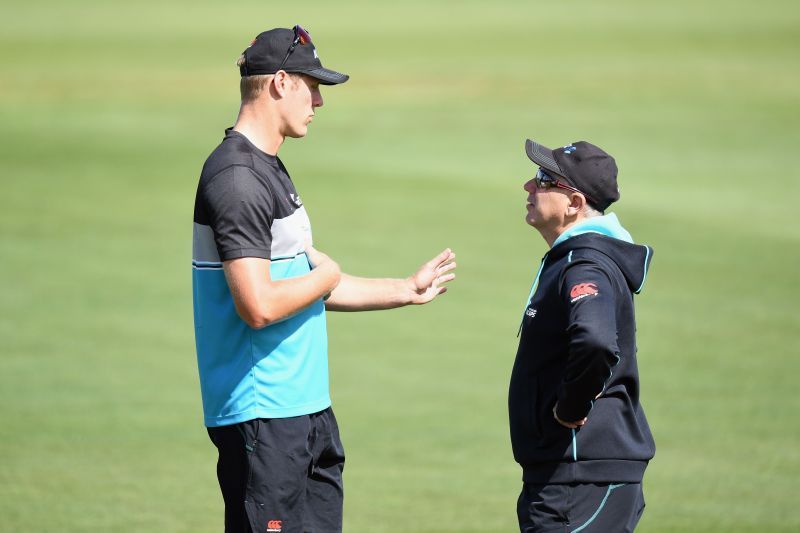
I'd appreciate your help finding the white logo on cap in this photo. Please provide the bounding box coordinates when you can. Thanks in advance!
[313,48,318,59]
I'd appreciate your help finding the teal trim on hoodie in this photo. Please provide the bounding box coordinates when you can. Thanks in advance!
[552,212,633,248]
[518,255,547,336]
[636,246,650,294]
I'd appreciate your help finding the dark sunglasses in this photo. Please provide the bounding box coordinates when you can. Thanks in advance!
[277,25,313,72]
[533,168,595,204]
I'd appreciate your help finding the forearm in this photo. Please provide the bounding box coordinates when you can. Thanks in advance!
[324,273,414,311]
[556,338,618,421]
[258,264,341,321]
[224,259,340,328]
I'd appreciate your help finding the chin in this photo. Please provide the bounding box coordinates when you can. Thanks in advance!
[526,212,545,228]
[286,127,308,139]
[525,207,536,226]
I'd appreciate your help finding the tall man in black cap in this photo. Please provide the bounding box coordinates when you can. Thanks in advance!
[509,139,655,532]
[192,26,456,533]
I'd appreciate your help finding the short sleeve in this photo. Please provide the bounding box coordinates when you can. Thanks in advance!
[201,166,275,261]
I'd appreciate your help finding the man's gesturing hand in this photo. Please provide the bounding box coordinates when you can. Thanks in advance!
[407,248,457,304]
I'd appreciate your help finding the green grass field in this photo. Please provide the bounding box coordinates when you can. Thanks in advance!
[2,0,799,531]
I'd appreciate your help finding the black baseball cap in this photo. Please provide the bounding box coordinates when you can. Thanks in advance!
[239,27,349,85]
[525,139,620,211]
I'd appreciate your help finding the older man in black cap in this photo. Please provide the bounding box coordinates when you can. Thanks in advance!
[509,138,656,532]
[192,26,456,533]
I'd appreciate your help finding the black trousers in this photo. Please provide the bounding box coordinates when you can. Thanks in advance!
[207,408,345,533]
[517,482,645,532]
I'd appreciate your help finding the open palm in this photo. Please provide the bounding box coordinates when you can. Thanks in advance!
[409,248,457,304]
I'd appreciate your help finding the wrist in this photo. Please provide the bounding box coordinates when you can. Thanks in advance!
[317,260,340,287]
[404,276,420,305]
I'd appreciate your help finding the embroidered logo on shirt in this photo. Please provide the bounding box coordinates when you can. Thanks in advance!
[525,307,537,318]
[267,520,283,532]
[570,282,599,303]
[289,193,303,207]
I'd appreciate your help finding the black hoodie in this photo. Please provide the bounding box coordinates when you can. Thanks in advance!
[509,230,655,483]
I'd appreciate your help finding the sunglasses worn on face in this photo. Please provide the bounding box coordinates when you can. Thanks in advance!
[277,25,313,72]
[534,168,596,204]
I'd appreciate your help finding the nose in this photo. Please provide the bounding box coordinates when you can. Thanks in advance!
[312,89,323,108]
[524,179,537,193]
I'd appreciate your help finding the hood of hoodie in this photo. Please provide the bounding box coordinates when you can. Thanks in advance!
[550,213,653,294]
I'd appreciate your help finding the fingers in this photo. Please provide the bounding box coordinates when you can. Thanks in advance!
[437,261,457,276]
[553,404,588,429]
[410,248,457,303]
[431,250,457,281]
[433,253,456,289]
[557,418,584,429]
[305,245,335,271]
[436,273,456,285]
[428,248,456,268]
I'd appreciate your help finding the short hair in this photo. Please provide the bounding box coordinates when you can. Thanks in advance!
[583,203,604,217]
[236,54,300,103]
[239,75,272,103]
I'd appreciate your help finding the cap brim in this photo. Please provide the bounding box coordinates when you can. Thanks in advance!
[301,67,349,85]
[525,139,563,176]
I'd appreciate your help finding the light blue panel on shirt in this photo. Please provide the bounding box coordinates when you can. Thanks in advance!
[192,253,330,427]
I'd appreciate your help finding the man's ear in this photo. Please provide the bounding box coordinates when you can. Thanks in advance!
[565,193,586,217]
[271,71,289,98]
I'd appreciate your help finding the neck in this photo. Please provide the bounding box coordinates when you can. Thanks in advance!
[543,214,589,248]
[233,102,284,156]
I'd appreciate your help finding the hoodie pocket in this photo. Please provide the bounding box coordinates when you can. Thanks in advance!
[537,387,573,451]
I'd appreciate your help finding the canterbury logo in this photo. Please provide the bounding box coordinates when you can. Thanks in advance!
[267,520,282,532]
[570,282,599,303]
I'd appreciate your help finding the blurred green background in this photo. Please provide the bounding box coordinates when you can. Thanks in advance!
[2,0,799,531]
